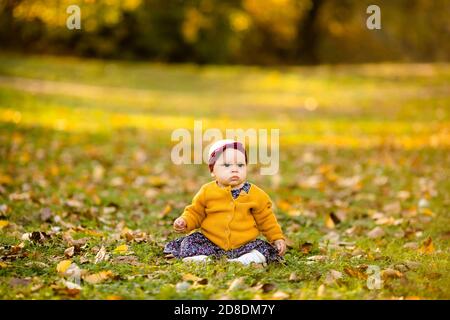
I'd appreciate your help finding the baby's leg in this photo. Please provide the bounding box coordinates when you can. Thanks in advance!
[228,250,266,265]
[178,232,217,262]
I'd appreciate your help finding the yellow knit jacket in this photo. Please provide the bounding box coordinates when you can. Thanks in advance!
[180,181,285,250]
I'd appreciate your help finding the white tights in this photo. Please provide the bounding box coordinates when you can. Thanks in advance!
[182,250,266,265]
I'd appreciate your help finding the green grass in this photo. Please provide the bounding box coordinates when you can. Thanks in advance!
[0,53,449,299]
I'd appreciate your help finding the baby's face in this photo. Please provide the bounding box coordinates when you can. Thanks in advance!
[212,148,247,188]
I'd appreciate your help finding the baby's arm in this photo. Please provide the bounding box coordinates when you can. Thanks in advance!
[175,186,207,233]
[252,193,284,243]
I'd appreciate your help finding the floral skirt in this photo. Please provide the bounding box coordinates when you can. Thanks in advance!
[163,232,282,263]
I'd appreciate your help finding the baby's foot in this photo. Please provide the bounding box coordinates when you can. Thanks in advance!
[182,255,210,263]
[228,250,266,266]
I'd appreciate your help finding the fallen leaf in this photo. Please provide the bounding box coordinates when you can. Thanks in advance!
[64,246,75,258]
[289,272,300,282]
[272,290,290,299]
[228,277,245,291]
[40,207,53,222]
[94,246,107,263]
[383,202,401,215]
[324,213,336,229]
[403,242,418,250]
[83,270,114,284]
[317,284,326,297]
[367,227,385,239]
[300,242,313,254]
[419,237,435,254]
[344,266,367,280]
[160,204,172,218]
[404,261,421,270]
[261,283,276,293]
[0,220,9,229]
[113,244,128,254]
[9,278,31,287]
[113,255,141,266]
[382,268,403,280]
[324,269,343,285]
[307,255,327,262]
[66,199,83,208]
[182,273,202,282]
[56,260,72,274]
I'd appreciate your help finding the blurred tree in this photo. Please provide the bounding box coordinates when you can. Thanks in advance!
[0,0,448,64]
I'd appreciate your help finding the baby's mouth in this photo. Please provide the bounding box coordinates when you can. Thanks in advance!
[230,176,240,180]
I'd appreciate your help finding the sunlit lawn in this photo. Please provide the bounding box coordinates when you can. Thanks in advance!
[0,53,449,299]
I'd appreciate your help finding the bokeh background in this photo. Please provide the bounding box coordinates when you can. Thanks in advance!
[0,0,449,300]
[1,0,449,64]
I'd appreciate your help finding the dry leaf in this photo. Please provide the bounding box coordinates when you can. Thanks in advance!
[324,269,343,285]
[403,242,418,250]
[344,266,367,280]
[317,284,326,297]
[113,255,141,266]
[0,220,9,229]
[419,237,435,254]
[367,227,385,239]
[383,202,401,215]
[160,204,172,217]
[94,246,107,263]
[182,273,207,284]
[300,242,313,254]
[113,244,128,254]
[307,255,327,262]
[64,246,75,258]
[40,208,53,222]
[228,277,245,291]
[324,213,336,229]
[289,272,300,282]
[56,260,72,274]
[66,199,83,208]
[83,270,114,284]
[261,283,276,293]
[382,268,403,280]
[272,290,290,299]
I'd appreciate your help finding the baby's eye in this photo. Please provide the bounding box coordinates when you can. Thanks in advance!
[223,163,230,167]
[238,164,245,168]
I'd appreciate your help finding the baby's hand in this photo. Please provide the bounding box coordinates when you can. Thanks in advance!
[173,217,187,233]
[273,239,286,256]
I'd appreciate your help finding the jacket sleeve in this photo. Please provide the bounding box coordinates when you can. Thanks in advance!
[252,192,284,242]
[180,186,207,232]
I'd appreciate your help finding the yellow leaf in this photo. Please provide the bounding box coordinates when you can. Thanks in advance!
[182,273,203,283]
[0,174,12,185]
[272,290,290,300]
[160,204,172,217]
[421,208,435,217]
[56,260,72,274]
[0,220,9,229]
[113,244,128,254]
[84,229,103,237]
[419,237,435,254]
[324,214,335,229]
[83,270,114,284]
[0,262,9,268]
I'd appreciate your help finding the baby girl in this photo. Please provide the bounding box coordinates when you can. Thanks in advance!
[164,139,286,265]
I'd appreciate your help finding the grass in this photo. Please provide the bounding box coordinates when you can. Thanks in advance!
[0,53,449,299]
